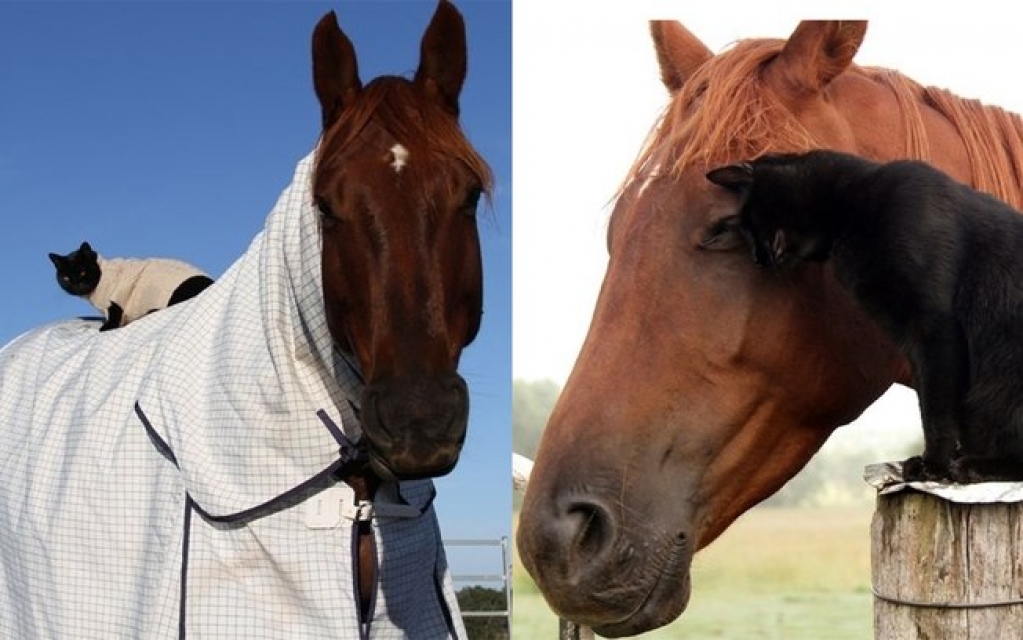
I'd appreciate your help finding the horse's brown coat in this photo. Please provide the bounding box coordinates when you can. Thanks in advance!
[519,20,1023,637]
[312,1,492,483]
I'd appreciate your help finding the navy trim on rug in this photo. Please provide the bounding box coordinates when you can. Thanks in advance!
[179,497,194,640]
[135,404,356,524]
[434,567,458,638]
[135,403,178,467]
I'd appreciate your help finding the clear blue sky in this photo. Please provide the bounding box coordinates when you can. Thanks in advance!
[0,0,511,576]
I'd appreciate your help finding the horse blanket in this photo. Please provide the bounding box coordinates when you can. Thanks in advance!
[0,154,466,639]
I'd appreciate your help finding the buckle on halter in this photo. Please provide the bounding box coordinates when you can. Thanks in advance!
[342,499,375,522]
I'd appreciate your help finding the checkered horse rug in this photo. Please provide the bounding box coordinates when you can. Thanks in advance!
[0,153,466,639]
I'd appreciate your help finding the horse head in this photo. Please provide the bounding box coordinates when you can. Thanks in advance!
[518,20,1020,636]
[311,0,492,481]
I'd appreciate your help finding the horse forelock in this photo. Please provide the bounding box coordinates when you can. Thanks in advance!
[314,77,493,202]
[622,38,820,195]
[622,35,1023,211]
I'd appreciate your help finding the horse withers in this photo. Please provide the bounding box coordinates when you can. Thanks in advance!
[518,20,1023,636]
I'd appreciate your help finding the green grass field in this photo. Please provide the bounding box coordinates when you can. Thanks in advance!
[512,506,875,639]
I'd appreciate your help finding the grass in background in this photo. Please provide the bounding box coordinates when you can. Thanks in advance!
[513,505,874,639]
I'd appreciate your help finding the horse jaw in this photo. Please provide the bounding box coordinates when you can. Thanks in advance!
[518,168,902,634]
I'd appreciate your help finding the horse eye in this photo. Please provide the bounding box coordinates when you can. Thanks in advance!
[462,188,482,216]
[699,215,746,252]
[315,196,338,226]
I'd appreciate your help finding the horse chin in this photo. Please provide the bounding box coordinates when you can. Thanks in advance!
[365,446,460,482]
[358,373,469,480]
[591,569,692,638]
[525,523,694,637]
[543,547,692,638]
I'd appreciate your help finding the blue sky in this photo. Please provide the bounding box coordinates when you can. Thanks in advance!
[0,0,511,577]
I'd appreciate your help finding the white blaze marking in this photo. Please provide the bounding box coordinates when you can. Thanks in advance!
[390,144,409,173]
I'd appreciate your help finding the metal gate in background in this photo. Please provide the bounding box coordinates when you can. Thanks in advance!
[446,537,511,637]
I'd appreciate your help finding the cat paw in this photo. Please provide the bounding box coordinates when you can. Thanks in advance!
[901,456,926,481]
[950,456,1023,483]
[101,301,124,331]
[901,455,951,482]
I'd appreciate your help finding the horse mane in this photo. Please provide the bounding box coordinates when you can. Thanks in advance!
[315,77,493,199]
[629,37,1023,209]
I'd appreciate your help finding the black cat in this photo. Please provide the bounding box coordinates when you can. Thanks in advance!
[49,242,213,331]
[706,149,1023,483]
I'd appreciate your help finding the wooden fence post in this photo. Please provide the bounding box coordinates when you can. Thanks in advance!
[871,491,1023,639]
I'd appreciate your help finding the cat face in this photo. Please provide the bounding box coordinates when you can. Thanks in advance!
[706,155,833,268]
[49,241,101,296]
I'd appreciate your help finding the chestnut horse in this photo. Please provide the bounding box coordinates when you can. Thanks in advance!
[313,1,491,482]
[518,20,1023,636]
[0,2,490,637]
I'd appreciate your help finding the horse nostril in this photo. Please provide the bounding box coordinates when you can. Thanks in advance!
[564,498,615,563]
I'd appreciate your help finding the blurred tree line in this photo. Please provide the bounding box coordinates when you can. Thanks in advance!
[512,378,560,461]
[457,585,508,639]
[513,378,922,508]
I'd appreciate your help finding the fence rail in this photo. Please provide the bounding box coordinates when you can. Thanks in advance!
[446,536,512,634]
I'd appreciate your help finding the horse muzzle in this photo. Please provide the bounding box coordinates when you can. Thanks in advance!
[359,372,469,481]
[517,477,694,636]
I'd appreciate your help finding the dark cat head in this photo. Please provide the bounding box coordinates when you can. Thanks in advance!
[706,152,835,269]
[49,241,101,297]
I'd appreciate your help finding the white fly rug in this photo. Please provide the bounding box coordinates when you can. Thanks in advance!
[0,153,466,639]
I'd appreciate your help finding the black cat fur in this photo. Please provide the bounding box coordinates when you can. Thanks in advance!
[49,241,213,332]
[706,149,1023,483]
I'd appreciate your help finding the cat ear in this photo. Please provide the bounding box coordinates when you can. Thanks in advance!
[48,253,64,268]
[706,163,754,194]
[77,242,98,260]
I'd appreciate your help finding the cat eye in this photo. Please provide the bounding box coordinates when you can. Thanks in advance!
[699,215,746,252]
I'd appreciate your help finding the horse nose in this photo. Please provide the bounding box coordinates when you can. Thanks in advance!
[519,489,619,588]
[361,372,469,479]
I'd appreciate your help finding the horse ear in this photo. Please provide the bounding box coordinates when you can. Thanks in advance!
[706,163,754,193]
[650,21,713,95]
[312,11,362,130]
[414,0,467,116]
[768,21,867,94]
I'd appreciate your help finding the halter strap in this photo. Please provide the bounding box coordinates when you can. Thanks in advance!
[342,499,422,521]
[315,409,423,639]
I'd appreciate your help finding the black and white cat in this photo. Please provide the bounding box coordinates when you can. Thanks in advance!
[49,241,213,331]
[706,149,1023,483]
